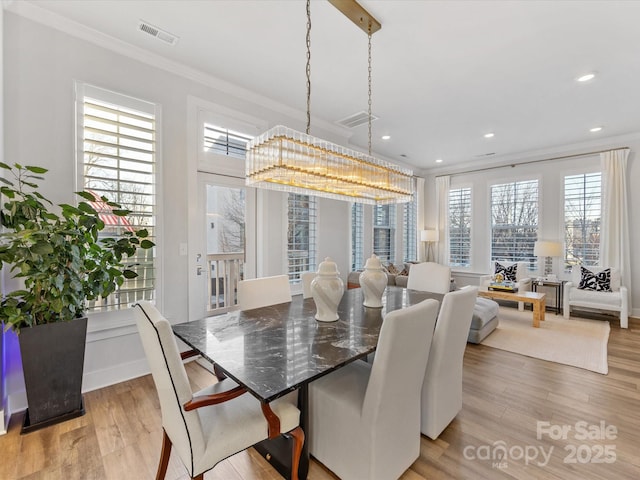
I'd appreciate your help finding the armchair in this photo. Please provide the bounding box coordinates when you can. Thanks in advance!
[479,261,532,311]
[563,266,628,328]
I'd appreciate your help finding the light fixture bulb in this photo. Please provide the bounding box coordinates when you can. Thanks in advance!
[590,126,603,132]
[484,133,495,138]
[381,135,391,140]
[435,159,443,163]
[577,73,596,82]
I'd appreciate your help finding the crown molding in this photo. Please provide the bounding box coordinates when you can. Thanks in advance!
[6,1,352,140]
[420,130,640,178]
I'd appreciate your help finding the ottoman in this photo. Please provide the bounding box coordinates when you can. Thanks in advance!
[468,297,499,344]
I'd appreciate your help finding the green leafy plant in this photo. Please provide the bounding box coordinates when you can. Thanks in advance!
[0,163,154,333]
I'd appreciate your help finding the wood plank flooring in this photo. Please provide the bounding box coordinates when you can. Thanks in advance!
[1,315,638,480]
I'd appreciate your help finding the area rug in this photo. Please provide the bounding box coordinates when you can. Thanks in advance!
[480,307,610,374]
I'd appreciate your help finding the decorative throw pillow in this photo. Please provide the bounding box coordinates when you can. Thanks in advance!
[495,262,517,282]
[578,267,612,292]
[386,262,399,275]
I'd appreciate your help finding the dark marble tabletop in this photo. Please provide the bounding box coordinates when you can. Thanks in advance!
[172,286,443,403]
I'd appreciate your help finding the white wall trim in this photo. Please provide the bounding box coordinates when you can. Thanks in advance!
[5,1,352,140]
[81,357,150,393]
[6,357,152,417]
[421,131,640,178]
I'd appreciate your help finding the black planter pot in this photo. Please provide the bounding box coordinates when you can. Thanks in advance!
[18,316,88,433]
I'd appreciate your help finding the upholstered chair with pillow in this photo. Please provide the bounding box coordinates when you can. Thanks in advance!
[563,266,628,328]
[479,261,532,311]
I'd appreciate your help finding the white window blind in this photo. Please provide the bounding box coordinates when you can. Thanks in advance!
[203,123,253,159]
[373,204,396,264]
[564,172,601,270]
[490,179,538,266]
[351,203,364,270]
[80,85,157,310]
[287,194,317,283]
[449,187,471,267]
[403,195,417,262]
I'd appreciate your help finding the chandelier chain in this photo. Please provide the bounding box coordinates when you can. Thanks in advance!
[368,31,372,156]
[306,0,312,135]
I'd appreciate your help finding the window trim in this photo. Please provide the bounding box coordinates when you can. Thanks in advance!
[75,81,163,329]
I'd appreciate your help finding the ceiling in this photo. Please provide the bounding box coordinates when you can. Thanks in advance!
[15,0,640,173]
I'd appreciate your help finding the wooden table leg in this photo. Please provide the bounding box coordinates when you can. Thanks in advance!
[533,298,546,327]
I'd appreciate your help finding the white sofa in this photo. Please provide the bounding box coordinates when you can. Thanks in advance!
[479,261,532,311]
[563,266,628,328]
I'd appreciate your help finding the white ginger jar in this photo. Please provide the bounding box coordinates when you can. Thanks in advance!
[311,257,344,322]
[360,254,387,308]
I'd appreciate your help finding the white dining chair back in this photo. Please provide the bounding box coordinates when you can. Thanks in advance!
[421,286,478,439]
[309,298,439,480]
[237,274,292,311]
[301,271,316,299]
[134,301,304,480]
[407,262,451,294]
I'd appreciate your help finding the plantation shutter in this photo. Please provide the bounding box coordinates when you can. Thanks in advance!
[564,172,601,270]
[80,84,157,310]
[490,179,538,266]
[448,187,471,267]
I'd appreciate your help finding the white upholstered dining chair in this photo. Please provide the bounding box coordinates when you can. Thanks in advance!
[421,286,478,440]
[237,274,292,311]
[134,301,304,480]
[407,261,451,294]
[308,298,440,480]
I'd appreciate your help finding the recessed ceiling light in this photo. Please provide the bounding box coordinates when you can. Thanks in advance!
[435,159,443,163]
[590,126,603,132]
[484,133,495,138]
[381,135,391,140]
[577,73,596,82]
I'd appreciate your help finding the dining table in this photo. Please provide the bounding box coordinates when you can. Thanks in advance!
[172,285,444,480]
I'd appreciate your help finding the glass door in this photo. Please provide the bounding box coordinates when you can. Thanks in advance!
[190,173,255,319]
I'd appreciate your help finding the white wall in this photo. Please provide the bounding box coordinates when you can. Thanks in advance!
[0,2,6,435]
[423,134,640,316]
[2,11,354,416]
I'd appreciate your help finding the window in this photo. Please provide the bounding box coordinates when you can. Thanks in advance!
[287,194,317,283]
[449,187,471,267]
[351,203,364,270]
[79,84,157,310]
[403,196,417,262]
[490,180,538,266]
[564,172,601,270]
[203,123,252,159]
[373,204,396,264]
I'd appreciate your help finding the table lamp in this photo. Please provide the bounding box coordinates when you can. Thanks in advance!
[533,240,562,278]
[421,229,438,262]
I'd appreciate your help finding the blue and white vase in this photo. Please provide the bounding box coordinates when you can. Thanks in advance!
[360,254,387,308]
[311,257,344,322]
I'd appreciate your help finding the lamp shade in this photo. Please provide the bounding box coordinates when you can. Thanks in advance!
[421,229,438,242]
[533,240,562,257]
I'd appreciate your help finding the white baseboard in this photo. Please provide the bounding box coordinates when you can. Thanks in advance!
[4,358,152,423]
[81,358,150,393]
[0,409,6,435]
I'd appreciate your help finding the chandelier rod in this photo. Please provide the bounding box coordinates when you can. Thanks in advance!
[328,0,382,35]
[306,0,312,135]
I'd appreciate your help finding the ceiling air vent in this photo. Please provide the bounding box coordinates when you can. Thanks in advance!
[336,111,379,129]
[138,20,179,46]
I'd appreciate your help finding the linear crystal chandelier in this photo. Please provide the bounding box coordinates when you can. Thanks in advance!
[246,0,414,205]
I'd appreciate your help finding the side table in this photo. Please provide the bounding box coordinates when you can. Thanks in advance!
[532,279,565,315]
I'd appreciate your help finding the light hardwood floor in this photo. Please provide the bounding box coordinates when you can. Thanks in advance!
[1,315,638,480]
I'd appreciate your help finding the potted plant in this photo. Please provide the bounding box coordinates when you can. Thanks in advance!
[0,163,154,432]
